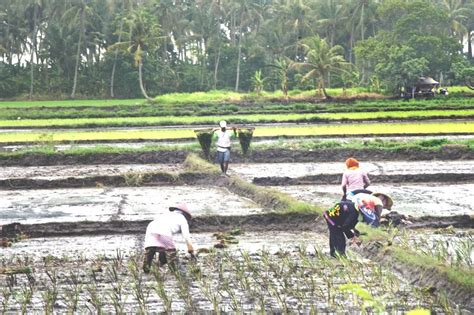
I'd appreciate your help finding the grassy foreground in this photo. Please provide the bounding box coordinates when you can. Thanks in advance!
[0,121,473,143]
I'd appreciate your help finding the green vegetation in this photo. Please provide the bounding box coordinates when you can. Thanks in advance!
[1,0,473,99]
[0,138,471,161]
[1,122,472,144]
[0,99,145,108]
[1,109,473,129]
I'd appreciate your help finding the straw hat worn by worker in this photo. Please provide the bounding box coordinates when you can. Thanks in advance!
[143,203,195,273]
[352,192,393,227]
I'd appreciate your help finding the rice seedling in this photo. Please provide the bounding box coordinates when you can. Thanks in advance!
[85,281,104,314]
[63,271,82,314]
[171,265,196,313]
[151,267,173,313]
[128,257,149,314]
[17,283,33,315]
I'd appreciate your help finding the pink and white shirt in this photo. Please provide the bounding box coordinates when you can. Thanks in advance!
[144,212,191,249]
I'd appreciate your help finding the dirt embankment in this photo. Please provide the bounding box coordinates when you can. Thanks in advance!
[1,147,473,167]
[357,242,474,311]
[253,173,474,185]
[5,213,472,239]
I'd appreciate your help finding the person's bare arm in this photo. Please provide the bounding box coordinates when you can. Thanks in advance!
[363,173,371,188]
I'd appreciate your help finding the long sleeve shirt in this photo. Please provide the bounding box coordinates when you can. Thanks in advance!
[144,212,191,248]
[323,201,359,231]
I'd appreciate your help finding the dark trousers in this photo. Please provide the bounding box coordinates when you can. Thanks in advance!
[328,224,346,257]
[143,247,177,273]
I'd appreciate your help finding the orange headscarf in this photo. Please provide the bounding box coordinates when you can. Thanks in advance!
[345,157,359,168]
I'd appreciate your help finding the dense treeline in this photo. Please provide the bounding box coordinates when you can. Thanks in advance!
[1,0,473,99]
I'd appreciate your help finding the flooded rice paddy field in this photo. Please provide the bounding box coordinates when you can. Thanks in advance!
[0,186,262,225]
[0,164,181,180]
[230,161,474,217]
[231,160,474,179]
[0,232,464,313]
[268,183,474,217]
[3,160,473,181]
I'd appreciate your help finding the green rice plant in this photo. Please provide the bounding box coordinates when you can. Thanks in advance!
[1,287,11,313]
[172,265,196,313]
[152,268,173,313]
[194,129,214,160]
[105,263,126,314]
[339,283,385,313]
[42,269,58,315]
[237,127,255,155]
[17,283,33,315]
[128,258,149,314]
[85,282,104,314]
[199,276,221,314]
[123,172,145,186]
[63,271,82,314]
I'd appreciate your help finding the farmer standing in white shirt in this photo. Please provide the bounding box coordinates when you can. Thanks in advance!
[143,203,195,273]
[212,120,238,176]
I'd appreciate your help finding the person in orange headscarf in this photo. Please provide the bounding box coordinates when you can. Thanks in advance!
[341,157,371,200]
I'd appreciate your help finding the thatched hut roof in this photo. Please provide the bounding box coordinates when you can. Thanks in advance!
[418,76,439,85]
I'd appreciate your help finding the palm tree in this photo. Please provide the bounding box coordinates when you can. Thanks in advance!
[62,0,97,99]
[270,57,293,99]
[317,0,347,47]
[24,0,47,99]
[109,0,134,98]
[293,35,351,99]
[109,7,162,101]
[226,0,265,91]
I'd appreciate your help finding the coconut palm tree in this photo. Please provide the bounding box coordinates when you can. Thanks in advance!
[108,7,162,101]
[62,0,97,99]
[293,35,351,98]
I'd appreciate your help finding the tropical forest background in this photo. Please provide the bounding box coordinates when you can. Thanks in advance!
[1,0,474,100]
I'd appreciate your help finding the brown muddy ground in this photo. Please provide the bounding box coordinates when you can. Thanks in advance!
[1,146,473,167]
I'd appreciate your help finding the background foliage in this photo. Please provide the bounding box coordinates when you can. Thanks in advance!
[1,0,473,99]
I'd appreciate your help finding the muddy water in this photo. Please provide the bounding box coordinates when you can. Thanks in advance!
[2,160,470,181]
[231,160,474,180]
[1,232,328,261]
[0,186,262,225]
[230,161,474,217]
[0,164,181,180]
[0,231,465,313]
[271,183,474,217]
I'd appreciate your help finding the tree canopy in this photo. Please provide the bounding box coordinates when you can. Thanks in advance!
[1,0,473,99]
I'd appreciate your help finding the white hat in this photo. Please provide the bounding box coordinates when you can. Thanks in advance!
[219,120,227,128]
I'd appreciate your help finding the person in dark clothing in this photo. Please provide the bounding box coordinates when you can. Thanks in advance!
[323,201,359,257]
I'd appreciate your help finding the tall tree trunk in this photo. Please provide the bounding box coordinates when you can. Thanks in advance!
[71,10,84,99]
[468,29,473,59]
[235,31,242,91]
[138,60,152,101]
[110,18,124,98]
[213,45,221,90]
[235,12,243,92]
[29,5,39,100]
[200,38,206,89]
